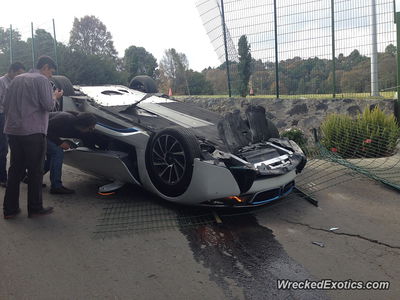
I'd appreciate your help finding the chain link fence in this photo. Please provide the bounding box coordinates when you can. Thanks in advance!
[196,0,396,99]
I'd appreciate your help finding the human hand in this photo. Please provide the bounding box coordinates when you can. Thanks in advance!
[53,89,64,100]
[60,141,71,150]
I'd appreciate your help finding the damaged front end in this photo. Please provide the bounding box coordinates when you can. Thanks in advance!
[199,105,307,207]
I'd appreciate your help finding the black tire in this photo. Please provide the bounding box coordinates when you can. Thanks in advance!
[129,75,158,93]
[50,75,75,96]
[145,127,201,197]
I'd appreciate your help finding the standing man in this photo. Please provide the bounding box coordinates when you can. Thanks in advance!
[0,62,26,187]
[3,56,63,219]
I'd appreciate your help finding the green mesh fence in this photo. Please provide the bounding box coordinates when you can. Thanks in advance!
[295,114,400,196]
[196,0,396,99]
[94,196,216,237]
[317,117,400,189]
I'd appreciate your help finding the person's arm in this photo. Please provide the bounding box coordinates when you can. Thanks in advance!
[0,80,6,109]
[2,80,14,115]
[37,77,56,112]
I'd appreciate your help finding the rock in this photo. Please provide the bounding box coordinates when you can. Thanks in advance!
[347,105,362,116]
[276,120,287,128]
[316,102,328,111]
[288,103,308,116]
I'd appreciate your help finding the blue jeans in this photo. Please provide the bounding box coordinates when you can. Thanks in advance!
[44,140,64,189]
[0,113,8,182]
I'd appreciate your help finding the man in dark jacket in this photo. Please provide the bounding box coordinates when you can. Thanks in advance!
[0,62,26,187]
[45,111,97,194]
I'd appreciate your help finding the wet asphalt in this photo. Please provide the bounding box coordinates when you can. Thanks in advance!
[179,212,326,300]
[1,165,399,299]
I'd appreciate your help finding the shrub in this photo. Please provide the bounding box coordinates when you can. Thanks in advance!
[281,128,308,149]
[320,107,400,158]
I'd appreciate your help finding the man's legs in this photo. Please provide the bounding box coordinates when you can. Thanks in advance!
[0,113,8,184]
[24,134,46,213]
[46,140,64,189]
[3,135,26,215]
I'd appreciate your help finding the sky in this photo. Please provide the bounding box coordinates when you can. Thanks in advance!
[0,0,221,71]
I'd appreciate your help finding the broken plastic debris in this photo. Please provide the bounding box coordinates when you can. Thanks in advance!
[312,241,325,248]
[329,227,339,231]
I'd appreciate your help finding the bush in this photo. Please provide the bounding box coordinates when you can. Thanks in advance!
[321,107,400,158]
[281,128,308,149]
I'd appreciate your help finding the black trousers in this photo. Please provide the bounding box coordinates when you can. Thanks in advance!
[3,134,46,215]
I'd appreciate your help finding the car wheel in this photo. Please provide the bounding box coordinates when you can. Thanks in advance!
[129,75,158,93]
[145,127,201,197]
[50,75,75,96]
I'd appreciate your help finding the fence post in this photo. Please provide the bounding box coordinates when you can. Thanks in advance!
[52,19,59,72]
[273,0,280,98]
[370,0,379,97]
[331,0,336,98]
[9,25,13,64]
[220,0,232,97]
[31,22,35,69]
[396,11,400,123]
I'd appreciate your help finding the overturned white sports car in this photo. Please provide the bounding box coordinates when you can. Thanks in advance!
[51,75,306,207]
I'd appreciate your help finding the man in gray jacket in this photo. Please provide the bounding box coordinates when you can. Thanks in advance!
[0,62,26,187]
[3,56,63,219]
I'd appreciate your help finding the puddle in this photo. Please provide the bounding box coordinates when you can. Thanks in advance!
[179,213,326,300]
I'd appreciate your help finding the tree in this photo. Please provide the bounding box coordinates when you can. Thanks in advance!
[237,35,252,97]
[159,48,189,95]
[203,68,227,95]
[186,70,213,95]
[123,46,157,80]
[69,16,118,59]
[57,44,126,85]
[32,29,55,58]
[0,27,22,54]
[385,44,396,56]
[0,27,32,71]
[340,61,370,93]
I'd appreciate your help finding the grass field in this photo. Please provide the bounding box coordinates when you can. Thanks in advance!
[175,91,396,100]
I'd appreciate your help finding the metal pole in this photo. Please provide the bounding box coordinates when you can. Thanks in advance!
[221,0,232,97]
[273,0,280,98]
[52,19,59,72]
[395,12,400,123]
[31,22,35,68]
[9,25,13,64]
[370,0,380,96]
[331,0,336,98]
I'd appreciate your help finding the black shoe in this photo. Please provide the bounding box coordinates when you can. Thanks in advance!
[50,186,75,195]
[4,208,21,219]
[28,207,54,218]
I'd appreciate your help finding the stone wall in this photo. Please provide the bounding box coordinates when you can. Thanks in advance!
[180,97,396,139]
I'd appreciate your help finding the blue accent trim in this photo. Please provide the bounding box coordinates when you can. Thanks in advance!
[282,186,294,197]
[97,122,139,133]
[252,195,281,205]
[251,186,294,205]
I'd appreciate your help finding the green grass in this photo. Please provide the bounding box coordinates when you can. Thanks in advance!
[175,91,396,100]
